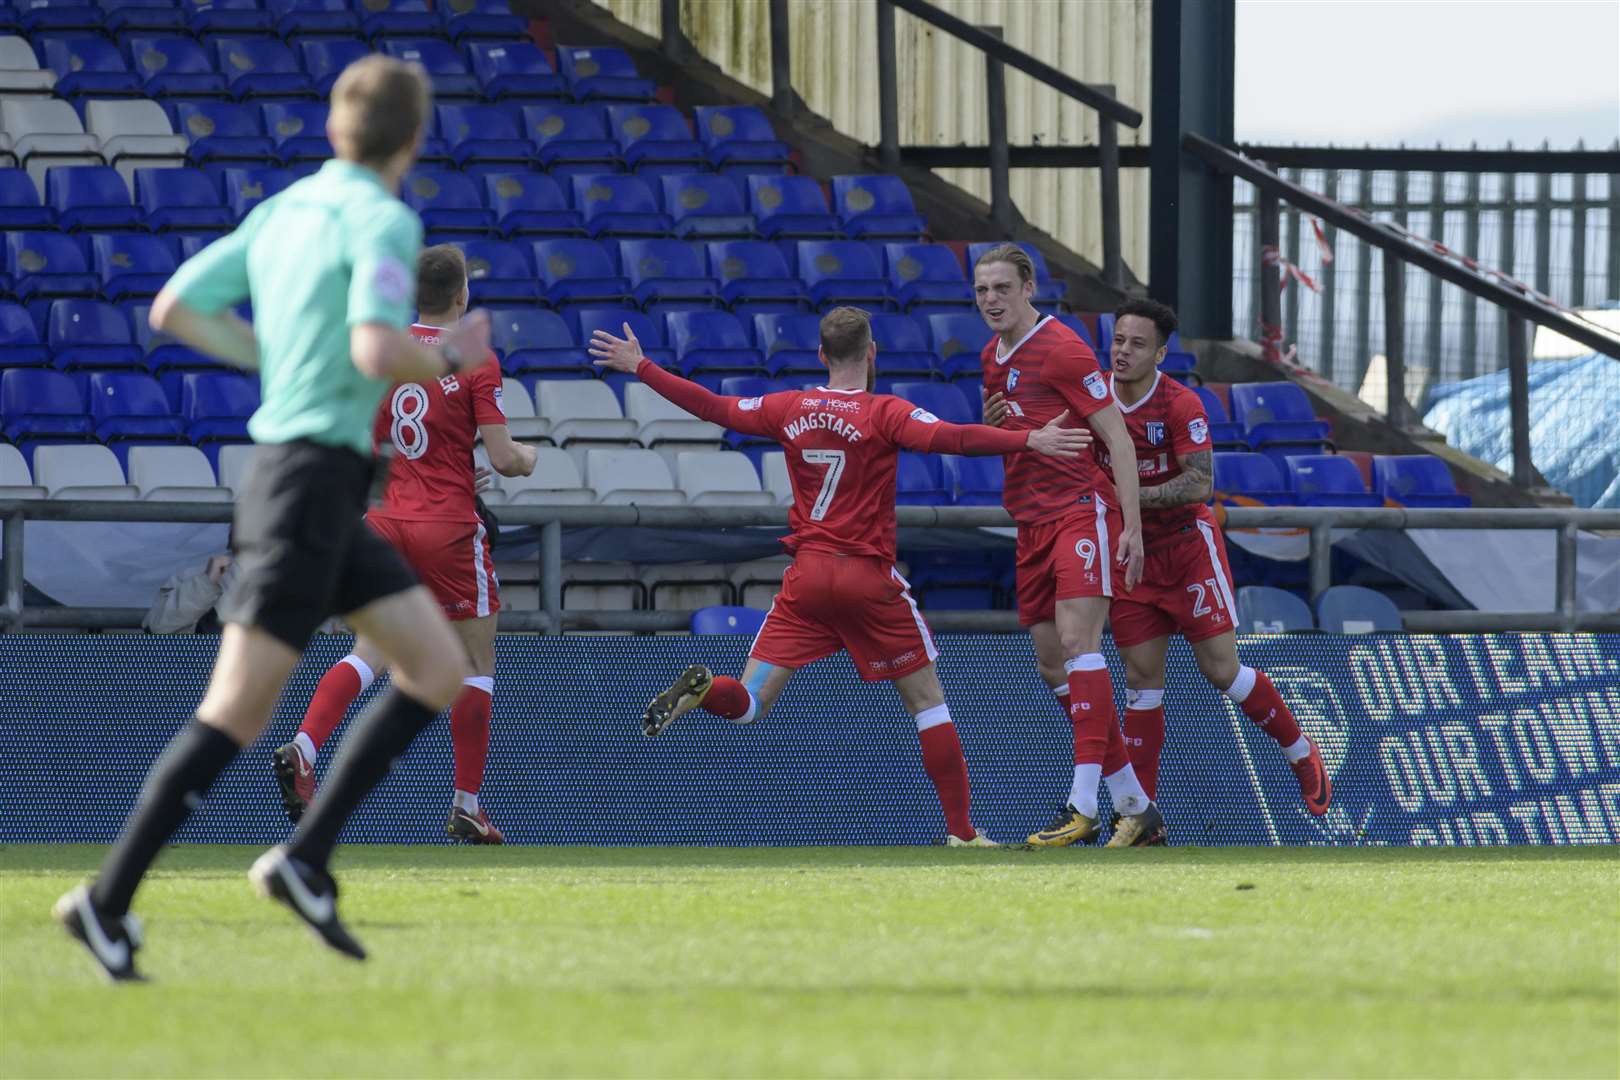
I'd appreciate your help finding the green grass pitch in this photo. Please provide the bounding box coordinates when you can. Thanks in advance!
[1,844,1616,1078]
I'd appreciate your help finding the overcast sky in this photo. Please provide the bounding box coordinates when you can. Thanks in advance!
[1235,0,1620,147]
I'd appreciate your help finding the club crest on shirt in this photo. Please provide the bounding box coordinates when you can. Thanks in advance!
[1145,420,1166,446]
[372,255,412,305]
[493,385,505,416]
[909,407,939,424]
[739,396,764,411]
[1007,368,1020,391]
[1188,417,1209,444]
[1083,371,1108,400]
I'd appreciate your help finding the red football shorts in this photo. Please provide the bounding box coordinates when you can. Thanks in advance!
[366,514,500,622]
[1109,519,1237,648]
[1013,498,1125,627]
[750,549,938,681]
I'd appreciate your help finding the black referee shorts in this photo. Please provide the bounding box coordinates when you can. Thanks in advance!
[219,439,419,651]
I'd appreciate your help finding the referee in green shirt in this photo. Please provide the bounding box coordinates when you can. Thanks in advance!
[55,56,493,980]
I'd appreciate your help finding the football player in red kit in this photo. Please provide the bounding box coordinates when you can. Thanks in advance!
[974,245,1161,848]
[589,306,1092,846]
[272,245,538,842]
[1103,298,1331,821]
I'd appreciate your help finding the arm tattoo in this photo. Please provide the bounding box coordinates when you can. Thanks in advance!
[1139,449,1213,509]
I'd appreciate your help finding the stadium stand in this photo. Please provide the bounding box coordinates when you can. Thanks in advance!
[1315,585,1403,633]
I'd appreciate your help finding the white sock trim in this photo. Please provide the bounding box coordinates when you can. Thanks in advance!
[734,692,758,725]
[453,789,479,814]
[1125,687,1164,711]
[1224,665,1257,704]
[341,654,377,691]
[1064,652,1107,674]
[462,675,494,696]
[1052,684,1070,697]
[1283,735,1312,763]
[1068,763,1102,818]
[914,703,952,732]
[1105,762,1151,816]
[292,731,317,765]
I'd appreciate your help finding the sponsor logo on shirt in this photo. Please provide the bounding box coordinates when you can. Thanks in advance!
[1008,368,1020,391]
[908,408,939,424]
[1074,494,1093,505]
[493,386,505,416]
[739,396,764,411]
[1083,371,1108,400]
[1188,417,1209,444]
[1146,420,1166,446]
[372,255,412,305]
[803,396,861,412]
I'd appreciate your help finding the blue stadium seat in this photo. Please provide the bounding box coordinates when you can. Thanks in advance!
[1235,585,1314,633]
[1212,451,1294,505]
[831,175,927,240]
[606,104,706,175]
[706,240,809,310]
[692,105,790,174]
[571,307,674,368]
[169,101,276,165]
[1282,454,1382,507]
[1372,454,1471,508]
[134,168,233,231]
[747,175,840,240]
[127,35,230,98]
[100,0,188,35]
[568,173,670,238]
[0,368,93,441]
[297,38,368,94]
[752,312,822,377]
[46,165,141,231]
[1191,385,1247,448]
[1228,381,1332,448]
[465,41,567,100]
[718,375,786,399]
[19,0,103,34]
[883,243,972,311]
[660,174,755,240]
[896,452,948,505]
[1159,350,1197,376]
[795,241,893,310]
[175,232,227,261]
[400,170,494,236]
[357,0,438,40]
[0,167,53,229]
[180,370,257,443]
[690,605,766,634]
[868,316,938,378]
[259,102,330,162]
[965,240,1067,305]
[1053,313,1097,349]
[485,307,586,377]
[221,165,293,218]
[0,3,20,33]
[521,104,621,174]
[88,370,185,441]
[442,0,528,44]
[379,38,480,100]
[90,233,177,301]
[555,45,655,102]
[35,35,145,98]
[1315,585,1402,633]
[0,301,51,367]
[891,381,975,425]
[664,310,763,376]
[617,238,720,309]
[941,454,1002,506]
[459,238,537,305]
[924,312,991,379]
[481,173,583,237]
[6,231,99,301]
[263,0,356,38]
[46,299,142,370]
[529,238,632,308]
[210,37,315,99]
[435,104,532,171]
[179,0,275,38]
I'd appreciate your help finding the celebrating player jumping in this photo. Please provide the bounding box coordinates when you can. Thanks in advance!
[273,244,537,844]
[590,306,1092,846]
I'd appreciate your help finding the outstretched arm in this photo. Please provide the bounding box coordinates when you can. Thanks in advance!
[1140,449,1213,509]
[588,324,778,438]
[887,405,1094,459]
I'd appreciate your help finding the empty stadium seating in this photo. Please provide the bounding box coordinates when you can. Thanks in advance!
[1315,585,1402,633]
[1235,585,1314,633]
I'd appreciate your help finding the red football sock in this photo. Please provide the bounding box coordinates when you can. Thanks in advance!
[1102,712,1131,776]
[1237,669,1303,748]
[1065,656,1117,766]
[915,705,972,840]
[450,679,492,795]
[1123,703,1167,800]
[299,656,370,752]
[702,675,755,721]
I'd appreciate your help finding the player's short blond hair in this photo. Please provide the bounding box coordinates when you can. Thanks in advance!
[328,55,431,168]
[974,243,1036,285]
[819,306,872,364]
[416,244,466,316]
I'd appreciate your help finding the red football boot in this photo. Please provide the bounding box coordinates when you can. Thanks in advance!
[1290,738,1333,816]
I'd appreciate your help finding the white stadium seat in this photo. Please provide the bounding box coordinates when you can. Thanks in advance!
[498,377,550,441]
[676,450,775,506]
[0,443,46,499]
[643,563,733,611]
[623,382,723,446]
[0,37,57,97]
[500,446,594,505]
[126,445,231,501]
[84,100,188,186]
[584,448,686,506]
[760,451,792,505]
[1,97,103,192]
[730,556,791,609]
[32,445,137,500]
[215,444,256,495]
[0,130,15,170]
[532,380,638,447]
[561,561,641,611]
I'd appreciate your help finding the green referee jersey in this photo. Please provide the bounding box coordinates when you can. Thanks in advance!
[164,159,423,457]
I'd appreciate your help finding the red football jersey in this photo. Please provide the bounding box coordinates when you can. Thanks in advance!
[978,316,1117,524]
[370,323,505,524]
[1107,371,1216,548]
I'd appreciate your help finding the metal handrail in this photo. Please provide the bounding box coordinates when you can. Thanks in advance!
[3,501,1617,633]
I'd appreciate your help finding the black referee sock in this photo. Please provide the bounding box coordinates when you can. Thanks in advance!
[286,689,439,871]
[91,719,241,917]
